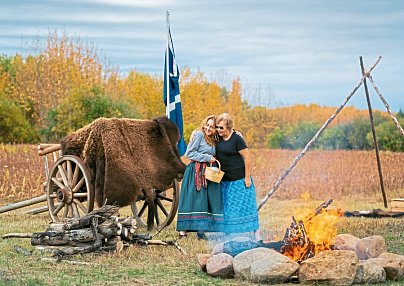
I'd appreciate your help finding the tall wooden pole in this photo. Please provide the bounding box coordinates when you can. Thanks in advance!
[359,56,387,208]
[166,11,170,119]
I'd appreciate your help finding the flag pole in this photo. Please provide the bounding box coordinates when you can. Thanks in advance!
[166,11,170,119]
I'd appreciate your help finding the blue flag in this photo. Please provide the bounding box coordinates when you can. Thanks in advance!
[164,29,187,156]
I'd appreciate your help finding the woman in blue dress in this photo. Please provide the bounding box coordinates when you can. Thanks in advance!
[215,113,262,241]
[176,115,224,238]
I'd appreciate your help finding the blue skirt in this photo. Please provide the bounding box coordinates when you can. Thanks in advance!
[221,178,259,233]
[176,162,224,232]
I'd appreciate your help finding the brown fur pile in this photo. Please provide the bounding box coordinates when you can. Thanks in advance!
[60,116,186,207]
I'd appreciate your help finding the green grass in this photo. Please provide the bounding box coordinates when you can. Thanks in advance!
[0,200,402,286]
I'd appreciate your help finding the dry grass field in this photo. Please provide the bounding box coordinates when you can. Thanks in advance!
[0,144,403,285]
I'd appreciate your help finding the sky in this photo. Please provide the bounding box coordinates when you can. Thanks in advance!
[1,0,403,111]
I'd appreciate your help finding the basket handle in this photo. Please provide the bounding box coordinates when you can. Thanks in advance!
[210,160,221,171]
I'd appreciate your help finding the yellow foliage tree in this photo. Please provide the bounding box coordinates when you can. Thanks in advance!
[8,30,116,128]
[122,71,164,119]
[180,68,226,127]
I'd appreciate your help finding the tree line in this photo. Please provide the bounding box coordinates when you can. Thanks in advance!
[0,31,403,151]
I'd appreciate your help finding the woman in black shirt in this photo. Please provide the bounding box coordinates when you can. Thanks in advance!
[215,113,261,241]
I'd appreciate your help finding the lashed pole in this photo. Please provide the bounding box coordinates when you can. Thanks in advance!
[257,57,382,210]
[359,56,387,208]
[367,75,404,137]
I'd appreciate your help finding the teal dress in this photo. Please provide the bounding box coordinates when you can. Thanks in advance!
[176,131,224,232]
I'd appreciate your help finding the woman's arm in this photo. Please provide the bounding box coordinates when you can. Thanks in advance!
[186,131,214,162]
[239,148,252,188]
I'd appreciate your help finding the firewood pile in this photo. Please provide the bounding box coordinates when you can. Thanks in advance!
[2,205,186,257]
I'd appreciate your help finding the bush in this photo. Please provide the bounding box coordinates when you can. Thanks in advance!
[267,127,286,149]
[372,118,404,152]
[0,95,38,143]
[283,122,321,150]
[40,86,139,141]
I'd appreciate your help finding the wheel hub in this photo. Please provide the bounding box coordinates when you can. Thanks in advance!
[57,188,73,204]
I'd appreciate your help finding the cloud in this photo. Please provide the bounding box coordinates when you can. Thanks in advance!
[0,0,403,110]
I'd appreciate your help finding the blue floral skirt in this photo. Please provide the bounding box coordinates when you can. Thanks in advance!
[221,178,259,233]
[176,162,224,232]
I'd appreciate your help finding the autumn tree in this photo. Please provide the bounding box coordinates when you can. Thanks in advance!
[180,68,226,140]
[122,71,164,119]
[41,85,136,141]
[0,95,38,143]
[7,30,115,130]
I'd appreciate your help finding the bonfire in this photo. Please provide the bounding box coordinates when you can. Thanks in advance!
[282,198,343,262]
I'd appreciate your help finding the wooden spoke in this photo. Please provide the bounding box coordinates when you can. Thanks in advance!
[63,204,69,218]
[69,205,74,218]
[72,165,80,187]
[72,203,80,218]
[72,177,85,193]
[51,177,65,190]
[57,164,69,187]
[73,193,88,198]
[66,160,73,187]
[155,198,169,217]
[73,199,87,213]
[138,202,148,217]
[156,194,173,202]
[52,202,65,216]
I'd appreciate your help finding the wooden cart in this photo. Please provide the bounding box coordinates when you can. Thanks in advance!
[0,144,179,231]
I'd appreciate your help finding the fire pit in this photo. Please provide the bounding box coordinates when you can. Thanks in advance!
[198,199,404,285]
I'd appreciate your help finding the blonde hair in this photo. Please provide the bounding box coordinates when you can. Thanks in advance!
[216,113,233,130]
[201,115,219,146]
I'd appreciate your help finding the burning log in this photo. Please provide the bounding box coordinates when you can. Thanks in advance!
[281,199,342,263]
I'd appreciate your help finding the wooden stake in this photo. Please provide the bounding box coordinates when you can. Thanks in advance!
[360,56,387,208]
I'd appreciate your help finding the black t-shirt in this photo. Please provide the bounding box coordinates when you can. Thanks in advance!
[216,132,247,181]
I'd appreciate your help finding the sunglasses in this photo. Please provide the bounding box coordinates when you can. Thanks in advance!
[215,126,225,130]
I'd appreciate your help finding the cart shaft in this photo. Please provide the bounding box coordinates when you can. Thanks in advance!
[0,195,47,214]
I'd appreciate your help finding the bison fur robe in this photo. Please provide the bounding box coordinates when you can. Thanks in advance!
[60,116,186,207]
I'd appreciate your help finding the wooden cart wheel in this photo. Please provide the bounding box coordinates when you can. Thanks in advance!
[131,179,179,231]
[46,155,94,222]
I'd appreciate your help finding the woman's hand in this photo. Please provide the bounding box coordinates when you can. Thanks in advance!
[244,176,252,188]
[234,130,243,138]
[210,156,216,163]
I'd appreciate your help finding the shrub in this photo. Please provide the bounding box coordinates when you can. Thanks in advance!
[0,95,38,143]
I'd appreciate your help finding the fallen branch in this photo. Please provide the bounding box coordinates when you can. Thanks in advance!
[3,233,33,239]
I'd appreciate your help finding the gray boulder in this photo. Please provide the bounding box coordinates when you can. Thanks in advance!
[233,247,299,284]
[354,259,386,284]
[299,250,359,285]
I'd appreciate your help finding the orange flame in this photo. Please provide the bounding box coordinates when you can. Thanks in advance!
[282,207,343,262]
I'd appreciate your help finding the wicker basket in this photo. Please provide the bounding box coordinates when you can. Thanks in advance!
[205,160,225,183]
